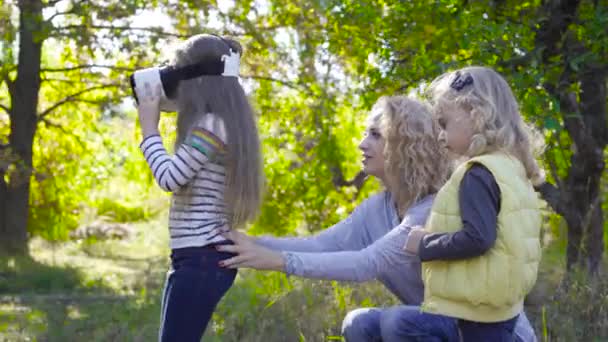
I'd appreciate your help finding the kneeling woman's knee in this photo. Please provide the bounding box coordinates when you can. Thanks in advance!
[341,308,380,342]
[379,306,426,339]
[378,307,402,336]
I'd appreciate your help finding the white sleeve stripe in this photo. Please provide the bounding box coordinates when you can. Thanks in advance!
[140,139,162,153]
[182,148,206,169]
[150,154,170,174]
[168,170,185,187]
[142,141,163,156]
[175,152,197,173]
[174,147,202,178]
[152,159,170,179]
[144,148,165,162]
[139,135,162,149]
[171,161,190,182]
[180,144,209,164]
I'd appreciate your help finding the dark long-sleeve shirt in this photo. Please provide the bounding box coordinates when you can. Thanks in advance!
[419,164,501,261]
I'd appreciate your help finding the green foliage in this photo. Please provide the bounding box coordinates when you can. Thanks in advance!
[3,0,602,246]
[2,196,607,341]
[540,273,608,341]
[0,256,82,294]
[0,220,396,341]
[1,1,607,339]
[28,110,165,241]
[205,273,396,341]
[29,124,96,241]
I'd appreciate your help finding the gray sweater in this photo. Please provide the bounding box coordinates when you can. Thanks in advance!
[256,191,537,342]
[258,192,429,305]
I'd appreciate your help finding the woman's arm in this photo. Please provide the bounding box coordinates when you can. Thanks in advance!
[218,195,433,282]
[255,221,358,253]
[280,224,418,281]
[255,194,385,253]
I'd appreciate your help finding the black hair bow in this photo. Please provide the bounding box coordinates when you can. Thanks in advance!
[450,71,473,91]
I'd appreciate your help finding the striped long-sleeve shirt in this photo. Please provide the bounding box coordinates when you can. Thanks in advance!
[140,114,230,250]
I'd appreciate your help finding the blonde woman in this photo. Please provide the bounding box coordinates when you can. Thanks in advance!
[216,95,537,341]
[137,34,263,341]
[403,66,545,341]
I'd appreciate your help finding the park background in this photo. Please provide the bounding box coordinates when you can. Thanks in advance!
[1,0,607,340]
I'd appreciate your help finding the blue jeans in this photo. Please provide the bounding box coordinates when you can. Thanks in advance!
[459,315,519,342]
[342,306,537,342]
[341,305,459,342]
[159,244,237,342]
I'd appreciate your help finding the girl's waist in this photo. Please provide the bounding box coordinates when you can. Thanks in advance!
[170,241,234,268]
[168,220,231,248]
[168,216,230,228]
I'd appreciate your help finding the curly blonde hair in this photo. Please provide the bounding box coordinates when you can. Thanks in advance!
[428,66,545,186]
[373,96,451,215]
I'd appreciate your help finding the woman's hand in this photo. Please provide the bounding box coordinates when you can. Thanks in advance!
[137,83,161,137]
[226,229,256,245]
[217,230,286,271]
[404,226,428,255]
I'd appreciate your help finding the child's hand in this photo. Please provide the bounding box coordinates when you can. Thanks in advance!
[137,83,161,138]
[404,226,427,255]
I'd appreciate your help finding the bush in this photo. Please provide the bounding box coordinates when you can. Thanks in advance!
[204,271,397,341]
[539,272,608,341]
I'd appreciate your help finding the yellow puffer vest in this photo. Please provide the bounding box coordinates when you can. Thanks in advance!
[421,153,542,322]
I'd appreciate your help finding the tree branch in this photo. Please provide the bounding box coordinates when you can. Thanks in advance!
[44,0,66,6]
[41,64,135,73]
[242,74,303,91]
[39,117,87,149]
[45,9,71,22]
[0,103,9,115]
[44,0,87,22]
[545,142,564,190]
[498,52,534,69]
[1,72,15,94]
[535,181,564,215]
[52,25,191,38]
[41,77,122,86]
[330,166,368,190]
[535,0,581,61]
[38,83,119,119]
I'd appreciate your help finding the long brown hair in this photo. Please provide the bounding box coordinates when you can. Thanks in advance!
[171,34,264,227]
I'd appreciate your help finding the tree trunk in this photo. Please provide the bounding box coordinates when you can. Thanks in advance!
[534,0,607,276]
[0,0,43,256]
[553,71,606,275]
[578,67,607,275]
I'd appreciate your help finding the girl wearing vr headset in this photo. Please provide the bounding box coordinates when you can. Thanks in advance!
[136,34,263,341]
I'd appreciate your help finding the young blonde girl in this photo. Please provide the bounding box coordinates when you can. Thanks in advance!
[404,66,544,341]
[136,34,263,341]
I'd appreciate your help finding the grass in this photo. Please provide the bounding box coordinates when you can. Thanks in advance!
[1,209,607,341]
[0,215,169,341]
[0,212,395,342]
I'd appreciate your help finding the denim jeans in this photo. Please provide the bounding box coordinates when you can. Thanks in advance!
[342,305,459,342]
[342,305,537,342]
[342,307,383,342]
[159,244,237,342]
[459,315,519,342]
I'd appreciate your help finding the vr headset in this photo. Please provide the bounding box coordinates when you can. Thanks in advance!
[129,49,240,112]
